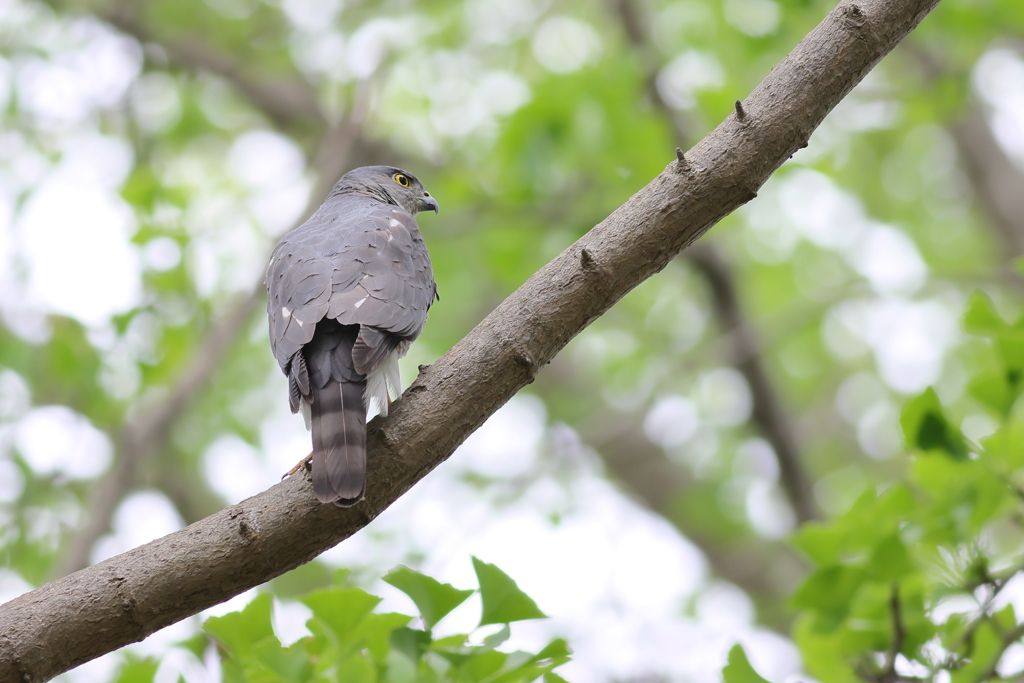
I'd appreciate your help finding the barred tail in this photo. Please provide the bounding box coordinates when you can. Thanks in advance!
[310,377,367,506]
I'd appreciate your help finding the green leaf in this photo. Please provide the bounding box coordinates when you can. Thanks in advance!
[390,626,431,663]
[793,613,859,683]
[918,412,967,457]
[963,291,1007,336]
[967,368,1024,417]
[791,565,866,632]
[866,535,914,582]
[270,560,333,598]
[433,633,471,648]
[300,587,381,647]
[383,565,474,629]
[993,603,1017,631]
[383,649,418,683]
[121,166,162,212]
[431,637,476,668]
[722,644,774,683]
[534,638,572,661]
[791,486,914,568]
[251,637,312,683]
[995,333,1024,370]
[969,466,1014,530]
[900,388,967,459]
[491,654,559,683]
[203,593,277,658]
[360,612,412,662]
[791,523,845,566]
[839,582,904,655]
[111,657,159,683]
[890,578,934,653]
[473,557,548,626]
[335,653,376,683]
[962,292,1024,368]
[178,633,211,659]
[331,568,353,586]
[482,624,511,650]
[456,649,507,680]
[950,619,1002,683]
[984,420,1024,470]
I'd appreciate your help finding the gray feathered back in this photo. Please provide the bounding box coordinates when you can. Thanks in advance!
[267,167,437,371]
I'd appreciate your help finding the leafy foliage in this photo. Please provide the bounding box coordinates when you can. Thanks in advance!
[769,297,1024,683]
[383,566,474,631]
[114,562,569,683]
[722,645,773,683]
[471,557,547,627]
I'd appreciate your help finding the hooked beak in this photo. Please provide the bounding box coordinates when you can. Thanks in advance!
[418,195,439,214]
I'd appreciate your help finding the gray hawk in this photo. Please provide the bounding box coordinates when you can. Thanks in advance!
[266,166,438,506]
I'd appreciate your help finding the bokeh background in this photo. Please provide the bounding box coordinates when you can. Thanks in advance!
[1,0,1023,680]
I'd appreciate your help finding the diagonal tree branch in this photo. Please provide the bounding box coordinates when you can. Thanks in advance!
[0,0,942,678]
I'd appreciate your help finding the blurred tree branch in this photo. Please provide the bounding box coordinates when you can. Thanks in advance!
[951,108,1024,257]
[53,7,381,576]
[908,44,1024,259]
[98,1,325,129]
[687,245,819,522]
[536,351,806,630]
[590,405,808,625]
[610,0,819,524]
[1,0,943,677]
[610,0,695,139]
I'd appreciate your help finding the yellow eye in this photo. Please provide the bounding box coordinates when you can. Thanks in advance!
[393,173,410,187]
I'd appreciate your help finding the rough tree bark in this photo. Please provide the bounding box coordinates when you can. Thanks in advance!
[0,0,942,679]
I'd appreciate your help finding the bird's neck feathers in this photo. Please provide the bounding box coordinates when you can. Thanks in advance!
[328,182,400,209]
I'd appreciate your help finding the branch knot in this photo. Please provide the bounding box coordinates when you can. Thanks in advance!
[580,247,596,269]
[841,2,868,29]
[675,147,691,173]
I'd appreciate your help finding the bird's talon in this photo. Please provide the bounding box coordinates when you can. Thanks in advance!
[284,453,314,479]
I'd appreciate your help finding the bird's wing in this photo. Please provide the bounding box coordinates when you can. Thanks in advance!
[267,199,435,376]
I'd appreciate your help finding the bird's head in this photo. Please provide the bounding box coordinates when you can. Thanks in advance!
[336,165,439,216]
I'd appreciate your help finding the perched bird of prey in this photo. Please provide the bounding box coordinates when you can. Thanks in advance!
[267,166,438,506]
